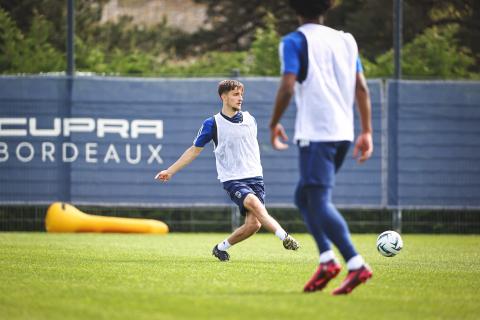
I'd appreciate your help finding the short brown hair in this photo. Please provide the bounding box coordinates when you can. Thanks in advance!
[218,80,244,97]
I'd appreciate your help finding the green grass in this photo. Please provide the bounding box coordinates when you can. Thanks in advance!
[1,233,479,320]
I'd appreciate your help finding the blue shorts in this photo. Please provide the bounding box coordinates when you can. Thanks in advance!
[223,176,265,216]
[298,141,351,187]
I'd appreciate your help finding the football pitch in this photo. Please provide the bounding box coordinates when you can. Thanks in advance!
[1,233,479,320]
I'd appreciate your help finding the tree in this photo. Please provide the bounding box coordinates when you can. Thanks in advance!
[364,25,477,79]
[0,8,64,73]
[157,13,282,77]
[332,0,479,70]
[1,0,478,77]
[250,13,281,76]
[0,0,108,52]
[0,1,183,75]
[188,0,479,71]
[178,0,295,55]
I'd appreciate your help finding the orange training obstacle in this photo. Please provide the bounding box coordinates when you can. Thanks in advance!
[45,202,169,234]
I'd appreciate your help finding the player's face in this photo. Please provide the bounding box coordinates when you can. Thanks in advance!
[223,87,243,111]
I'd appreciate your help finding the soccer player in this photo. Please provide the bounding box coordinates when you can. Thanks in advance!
[155,80,300,261]
[269,0,373,294]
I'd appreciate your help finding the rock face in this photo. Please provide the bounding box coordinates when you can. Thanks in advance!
[101,0,208,33]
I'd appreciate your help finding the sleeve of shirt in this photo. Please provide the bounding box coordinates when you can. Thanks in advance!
[193,117,214,147]
[356,56,364,73]
[280,36,301,76]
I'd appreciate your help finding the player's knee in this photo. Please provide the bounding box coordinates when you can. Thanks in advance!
[244,223,261,236]
[247,220,261,233]
[243,194,261,211]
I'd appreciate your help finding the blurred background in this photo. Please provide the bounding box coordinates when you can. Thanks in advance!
[0,0,479,78]
[0,0,479,234]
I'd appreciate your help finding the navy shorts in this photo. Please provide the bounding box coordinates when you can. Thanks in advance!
[298,141,351,187]
[222,176,265,216]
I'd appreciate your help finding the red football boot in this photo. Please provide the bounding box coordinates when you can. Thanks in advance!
[303,260,342,292]
[332,264,373,295]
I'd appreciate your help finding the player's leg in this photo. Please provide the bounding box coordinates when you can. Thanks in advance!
[295,183,331,253]
[212,212,261,262]
[298,141,371,293]
[246,179,299,250]
[304,186,372,294]
[334,141,373,294]
[297,142,343,291]
[227,212,262,245]
[243,194,299,250]
[213,179,269,261]
[295,183,342,292]
[302,141,372,294]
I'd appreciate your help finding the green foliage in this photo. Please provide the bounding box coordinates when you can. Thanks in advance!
[250,13,281,76]
[89,16,180,56]
[0,8,23,71]
[1,1,479,78]
[108,49,158,76]
[74,36,108,73]
[158,51,249,77]
[0,8,64,73]
[20,14,65,73]
[187,0,295,53]
[75,36,161,76]
[364,25,477,79]
[155,13,281,77]
[0,7,168,76]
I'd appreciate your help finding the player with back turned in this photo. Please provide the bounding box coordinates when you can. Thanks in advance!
[270,0,374,294]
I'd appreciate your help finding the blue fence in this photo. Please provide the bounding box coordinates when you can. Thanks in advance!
[388,80,480,209]
[0,76,479,210]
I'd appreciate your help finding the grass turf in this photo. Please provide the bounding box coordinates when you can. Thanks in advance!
[1,233,479,320]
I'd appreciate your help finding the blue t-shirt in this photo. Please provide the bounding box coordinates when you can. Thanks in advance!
[280,31,363,83]
[193,111,244,147]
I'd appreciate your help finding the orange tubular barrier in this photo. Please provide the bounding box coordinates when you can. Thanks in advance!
[45,202,169,234]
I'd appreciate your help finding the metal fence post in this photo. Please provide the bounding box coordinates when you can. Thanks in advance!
[392,208,402,233]
[67,0,75,76]
[393,0,403,79]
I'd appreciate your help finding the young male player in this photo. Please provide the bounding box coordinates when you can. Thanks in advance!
[155,80,299,261]
[270,0,373,294]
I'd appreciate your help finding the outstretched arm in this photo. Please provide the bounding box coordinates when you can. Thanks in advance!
[155,145,203,182]
[269,73,297,150]
[353,72,373,163]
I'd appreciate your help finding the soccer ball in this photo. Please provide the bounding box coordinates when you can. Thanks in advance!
[376,230,403,257]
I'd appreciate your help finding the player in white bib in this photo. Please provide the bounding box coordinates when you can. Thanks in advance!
[155,80,299,261]
[270,0,374,295]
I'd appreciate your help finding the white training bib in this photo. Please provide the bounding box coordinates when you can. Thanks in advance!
[213,112,263,182]
[294,23,358,142]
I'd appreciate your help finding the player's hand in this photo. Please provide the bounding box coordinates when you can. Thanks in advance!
[155,170,172,182]
[270,123,289,150]
[353,132,373,163]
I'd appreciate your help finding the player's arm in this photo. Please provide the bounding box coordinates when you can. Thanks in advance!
[270,35,300,151]
[353,70,373,163]
[155,145,203,182]
[156,117,214,182]
[270,73,296,150]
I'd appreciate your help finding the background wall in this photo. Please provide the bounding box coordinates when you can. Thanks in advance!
[0,77,479,211]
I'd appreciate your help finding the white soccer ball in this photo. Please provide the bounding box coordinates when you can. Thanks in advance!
[376,230,403,257]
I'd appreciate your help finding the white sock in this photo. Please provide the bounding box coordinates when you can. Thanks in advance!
[347,255,365,270]
[217,239,231,251]
[319,250,336,263]
[275,228,288,241]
